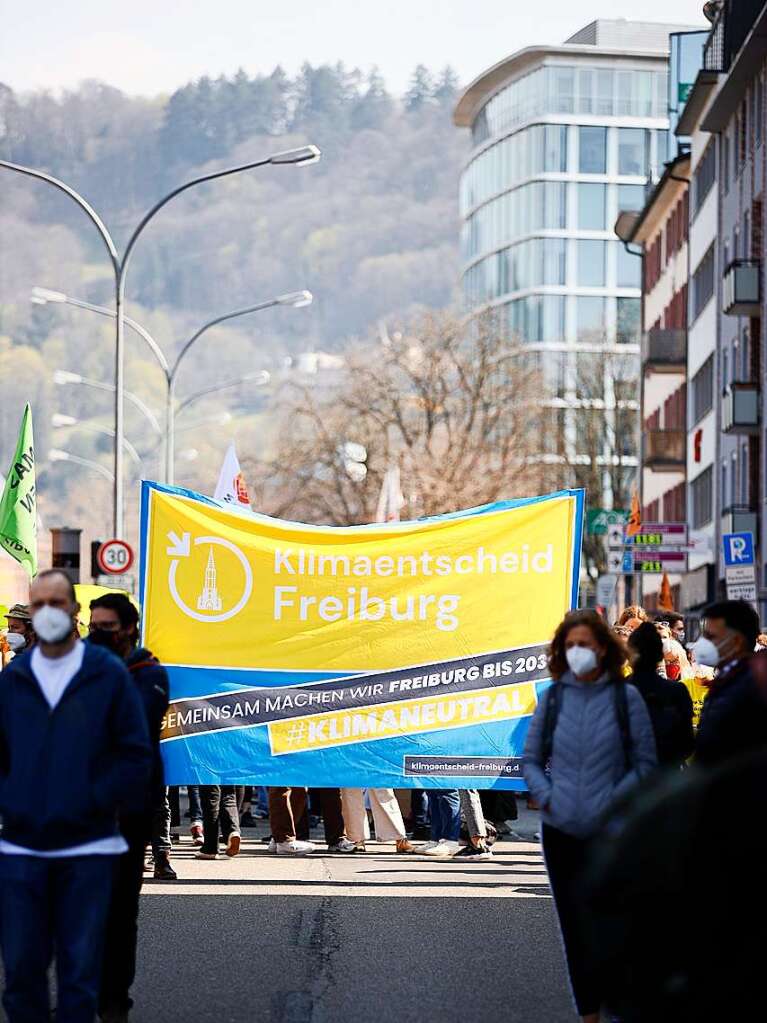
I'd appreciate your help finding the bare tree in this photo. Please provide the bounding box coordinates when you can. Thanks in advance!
[245,311,542,525]
[536,349,639,578]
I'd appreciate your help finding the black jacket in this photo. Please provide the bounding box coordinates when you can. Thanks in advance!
[696,658,767,768]
[629,668,695,768]
[0,643,151,851]
[125,646,169,794]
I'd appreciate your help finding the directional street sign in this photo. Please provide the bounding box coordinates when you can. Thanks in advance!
[632,550,688,573]
[623,523,688,546]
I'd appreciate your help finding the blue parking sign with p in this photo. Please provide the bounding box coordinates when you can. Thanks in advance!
[722,532,755,567]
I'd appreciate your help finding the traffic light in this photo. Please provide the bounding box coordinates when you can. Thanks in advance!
[91,540,103,582]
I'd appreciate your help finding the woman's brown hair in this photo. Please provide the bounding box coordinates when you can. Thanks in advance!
[548,609,628,681]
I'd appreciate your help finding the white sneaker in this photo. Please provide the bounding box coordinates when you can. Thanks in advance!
[417,841,440,853]
[327,837,357,853]
[267,838,277,853]
[275,839,315,856]
[422,839,460,858]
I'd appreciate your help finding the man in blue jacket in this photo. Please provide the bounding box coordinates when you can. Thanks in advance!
[0,569,151,1023]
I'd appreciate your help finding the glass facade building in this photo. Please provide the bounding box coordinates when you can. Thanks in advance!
[454,21,681,465]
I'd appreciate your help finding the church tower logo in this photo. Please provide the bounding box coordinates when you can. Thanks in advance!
[196,546,223,612]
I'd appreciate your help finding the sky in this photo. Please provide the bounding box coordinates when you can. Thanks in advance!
[1,0,708,97]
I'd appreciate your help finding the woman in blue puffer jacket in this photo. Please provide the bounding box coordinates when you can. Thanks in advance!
[523,610,657,1023]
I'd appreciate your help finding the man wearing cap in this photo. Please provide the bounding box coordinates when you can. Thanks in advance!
[3,604,35,657]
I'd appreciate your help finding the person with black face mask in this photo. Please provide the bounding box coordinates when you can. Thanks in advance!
[89,592,174,1023]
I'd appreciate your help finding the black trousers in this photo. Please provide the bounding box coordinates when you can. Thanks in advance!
[200,786,243,855]
[100,817,149,1013]
[542,823,601,1017]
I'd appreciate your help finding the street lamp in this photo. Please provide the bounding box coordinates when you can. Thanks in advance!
[52,370,163,436]
[42,288,310,485]
[4,144,321,538]
[51,413,143,466]
[48,448,115,482]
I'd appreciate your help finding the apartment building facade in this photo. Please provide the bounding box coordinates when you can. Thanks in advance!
[452,20,695,509]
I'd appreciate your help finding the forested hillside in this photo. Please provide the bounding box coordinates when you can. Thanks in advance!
[0,64,467,547]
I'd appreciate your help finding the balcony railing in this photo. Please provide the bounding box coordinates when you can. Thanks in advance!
[722,382,760,434]
[644,428,686,471]
[703,7,726,72]
[641,329,687,372]
[721,505,758,540]
[723,259,762,316]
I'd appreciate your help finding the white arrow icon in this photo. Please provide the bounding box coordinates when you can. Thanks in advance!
[166,531,191,557]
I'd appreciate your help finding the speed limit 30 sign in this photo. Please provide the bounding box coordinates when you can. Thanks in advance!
[97,538,134,575]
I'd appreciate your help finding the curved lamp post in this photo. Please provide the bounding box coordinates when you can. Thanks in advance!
[40,289,311,485]
[4,144,320,537]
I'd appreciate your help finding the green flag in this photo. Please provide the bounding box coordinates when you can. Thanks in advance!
[0,403,37,577]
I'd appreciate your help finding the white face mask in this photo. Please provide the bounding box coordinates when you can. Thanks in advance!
[32,606,73,645]
[5,632,27,652]
[690,636,720,668]
[566,645,599,678]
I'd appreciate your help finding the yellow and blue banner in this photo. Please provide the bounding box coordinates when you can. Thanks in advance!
[139,482,584,788]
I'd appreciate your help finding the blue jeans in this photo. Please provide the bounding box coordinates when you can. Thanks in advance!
[427,790,461,841]
[0,853,116,1022]
[411,789,429,828]
[188,785,203,824]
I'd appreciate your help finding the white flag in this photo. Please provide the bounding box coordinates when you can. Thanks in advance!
[375,466,405,523]
[213,442,251,509]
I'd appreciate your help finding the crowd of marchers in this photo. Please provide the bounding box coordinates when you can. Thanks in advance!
[1,578,766,1023]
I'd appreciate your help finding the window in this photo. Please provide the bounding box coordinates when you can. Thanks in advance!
[741,328,750,381]
[694,143,716,214]
[577,183,606,230]
[578,69,594,113]
[618,184,645,212]
[616,298,640,344]
[692,356,714,422]
[618,128,646,176]
[757,74,764,146]
[730,452,738,508]
[723,133,730,193]
[722,347,729,391]
[691,467,713,528]
[579,126,607,173]
[543,238,567,285]
[692,245,715,319]
[596,70,614,115]
[551,68,575,113]
[740,445,749,504]
[616,243,641,288]
[577,240,606,286]
[577,296,606,342]
[721,460,729,510]
[544,124,567,172]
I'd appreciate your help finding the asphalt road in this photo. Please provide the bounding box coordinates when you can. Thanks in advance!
[130,826,575,1023]
[0,819,575,1022]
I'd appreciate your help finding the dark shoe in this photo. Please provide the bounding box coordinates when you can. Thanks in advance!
[169,831,180,844]
[153,852,178,880]
[411,824,431,841]
[453,842,493,862]
[240,810,260,828]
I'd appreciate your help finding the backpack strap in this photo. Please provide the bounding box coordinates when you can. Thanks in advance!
[541,682,563,765]
[613,680,632,771]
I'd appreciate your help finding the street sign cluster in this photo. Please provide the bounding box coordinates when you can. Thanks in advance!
[606,522,689,575]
